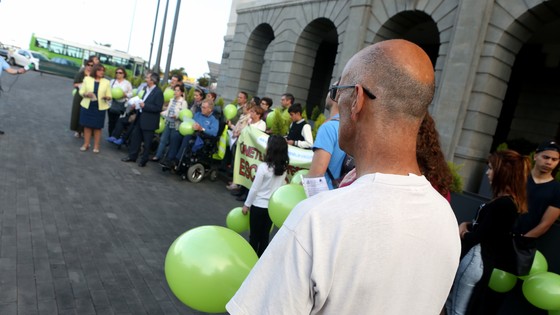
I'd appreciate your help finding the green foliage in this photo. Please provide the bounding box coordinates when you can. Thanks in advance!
[447,161,464,193]
[496,142,508,151]
[312,114,326,139]
[310,106,321,121]
[187,87,195,104]
[130,76,143,88]
[216,97,224,108]
[198,76,209,87]
[270,108,291,136]
[170,67,187,78]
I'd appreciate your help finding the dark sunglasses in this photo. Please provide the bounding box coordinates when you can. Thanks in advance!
[86,63,93,67]
[329,85,376,102]
[116,71,124,74]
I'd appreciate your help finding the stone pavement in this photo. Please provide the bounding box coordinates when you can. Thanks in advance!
[0,71,241,314]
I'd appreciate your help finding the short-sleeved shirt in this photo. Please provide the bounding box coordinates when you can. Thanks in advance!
[227,173,460,315]
[312,115,345,189]
[1,58,10,77]
[516,176,560,234]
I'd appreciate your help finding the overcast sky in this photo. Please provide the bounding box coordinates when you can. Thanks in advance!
[0,0,233,79]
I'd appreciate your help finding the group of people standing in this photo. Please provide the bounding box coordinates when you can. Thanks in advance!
[226,40,560,315]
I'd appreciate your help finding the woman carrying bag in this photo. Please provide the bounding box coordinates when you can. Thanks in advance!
[446,149,531,315]
[107,66,133,137]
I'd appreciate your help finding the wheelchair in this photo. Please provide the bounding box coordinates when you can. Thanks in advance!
[162,121,226,183]
[176,133,219,182]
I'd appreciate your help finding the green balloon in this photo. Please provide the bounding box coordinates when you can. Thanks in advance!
[549,309,560,315]
[164,225,258,313]
[138,89,145,99]
[522,272,560,310]
[178,108,193,121]
[265,110,276,128]
[179,119,194,136]
[268,184,307,228]
[132,88,138,96]
[155,117,165,134]
[111,87,124,99]
[520,250,548,280]
[224,104,237,121]
[164,88,174,102]
[72,88,77,96]
[226,207,250,234]
[489,269,517,293]
[290,169,309,185]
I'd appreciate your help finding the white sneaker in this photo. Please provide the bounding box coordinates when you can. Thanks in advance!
[226,183,239,190]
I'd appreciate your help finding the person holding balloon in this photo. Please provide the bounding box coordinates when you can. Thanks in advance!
[162,99,218,169]
[79,63,112,153]
[107,66,133,138]
[152,84,188,162]
[446,149,531,315]
[242,135,289,257]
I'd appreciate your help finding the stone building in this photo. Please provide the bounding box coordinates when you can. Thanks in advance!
[218,0,560,192]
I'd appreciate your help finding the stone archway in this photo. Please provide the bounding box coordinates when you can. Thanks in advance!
[289,18,338,114]
[492,7,560,153]
[373,10,440,67]
[238,23,275,97]
[455,0,560,191]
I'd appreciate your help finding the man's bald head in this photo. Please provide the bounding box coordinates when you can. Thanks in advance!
[343,39,435,119]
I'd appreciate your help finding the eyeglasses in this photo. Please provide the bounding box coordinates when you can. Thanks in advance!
[86,64,93,67]
[116,71,124,74]
[329,84,376,102]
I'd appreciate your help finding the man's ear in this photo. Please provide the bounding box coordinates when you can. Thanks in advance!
[351,85,367,120]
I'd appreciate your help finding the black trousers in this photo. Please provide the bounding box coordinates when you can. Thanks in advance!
[128,125,154,163]
[249,205,272,257]
[107,110,121,137]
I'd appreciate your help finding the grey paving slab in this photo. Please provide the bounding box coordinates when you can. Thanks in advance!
[0,71,241,314]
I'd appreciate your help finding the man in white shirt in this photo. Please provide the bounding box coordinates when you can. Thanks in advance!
[286,103,314,149]
[227,39,461,315]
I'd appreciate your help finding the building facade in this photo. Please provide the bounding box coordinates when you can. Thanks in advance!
[218,0,560,192]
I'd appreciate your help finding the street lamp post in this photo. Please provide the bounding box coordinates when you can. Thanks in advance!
[153,0,170,74]
[163,0,181,83]
[148,0,161,70]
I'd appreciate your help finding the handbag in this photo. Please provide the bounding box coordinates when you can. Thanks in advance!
[109,100,126,115]
[509,234,537,276]
[109,79,126,115]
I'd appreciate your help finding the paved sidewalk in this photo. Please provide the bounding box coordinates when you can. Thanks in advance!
[0,71,241,314]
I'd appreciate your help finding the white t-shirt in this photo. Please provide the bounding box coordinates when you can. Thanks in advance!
[244,162,286,209]
[227,173,461,315]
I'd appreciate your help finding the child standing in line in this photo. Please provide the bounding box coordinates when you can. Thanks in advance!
[242,135,289,257]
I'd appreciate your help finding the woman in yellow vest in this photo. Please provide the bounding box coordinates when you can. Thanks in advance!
[79,63,112,153]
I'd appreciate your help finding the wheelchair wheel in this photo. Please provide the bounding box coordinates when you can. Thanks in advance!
[209,169,218,182]
[187,163,205,183]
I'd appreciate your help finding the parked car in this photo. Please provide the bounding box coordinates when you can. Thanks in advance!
[8,49,39,70]
[30,51,49,69]
[0,42,9,61]
[38,57,80,79]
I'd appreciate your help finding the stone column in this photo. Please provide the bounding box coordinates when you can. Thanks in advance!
[431,0,495,191]
[335,0,372,77]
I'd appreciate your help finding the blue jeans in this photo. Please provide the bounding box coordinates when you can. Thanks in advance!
[446,244,483,315]
[165,129,183,162]
[155,125,172,159]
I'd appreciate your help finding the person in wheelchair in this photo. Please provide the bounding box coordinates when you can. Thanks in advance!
[161,99,219,170]
[107,105,137,147]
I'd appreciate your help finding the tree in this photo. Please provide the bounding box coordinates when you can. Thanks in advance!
[197,76,209,87]
[170,67,187,78]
